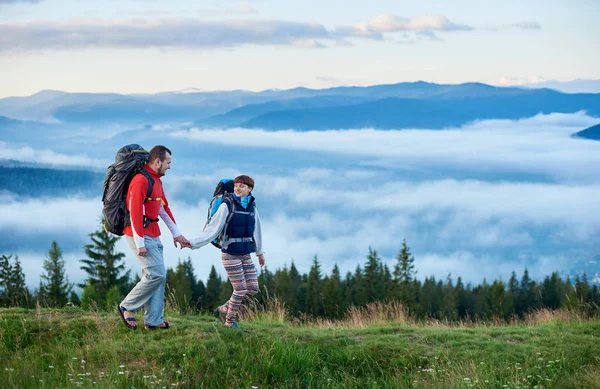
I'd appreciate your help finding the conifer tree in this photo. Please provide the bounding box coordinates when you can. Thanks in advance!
[204,265,222,312]
[455,277,474,319]
[364,247,385,302]
[166,259,193,312]
[420,276,441,318]
[0,254,31,307]
[182,258,204,305]
[346,265,366,307]
[306,256,323,316]
[289,261,303,313]
[517,269,539,316]
[393,240,417,310]
[540,272,562,309]
[258,266,276,299]
[442,274,458,321]
[505,271,519,318]
[488,280,506,319]
[473,279,491,319]
[275,265,296,311]
[38,241,73,307]
[323,264,343,319]
[79,222,130,303]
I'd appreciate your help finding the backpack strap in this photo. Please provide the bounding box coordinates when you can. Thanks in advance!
[219,195,236,250]
[138,169,159,227]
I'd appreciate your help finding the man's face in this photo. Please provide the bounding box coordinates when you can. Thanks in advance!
[156,153,172,177]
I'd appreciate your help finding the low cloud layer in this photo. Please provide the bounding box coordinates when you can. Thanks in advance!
[2,113,598,289]
[172,112,600,183]
[0,141,108,167]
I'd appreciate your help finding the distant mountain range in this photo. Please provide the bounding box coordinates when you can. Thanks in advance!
[0,81,599,130]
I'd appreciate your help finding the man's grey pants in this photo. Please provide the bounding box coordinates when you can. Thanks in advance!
[120,236,166,327]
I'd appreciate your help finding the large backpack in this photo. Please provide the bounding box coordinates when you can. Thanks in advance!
[102,144,154,236]
[204,179,235,248]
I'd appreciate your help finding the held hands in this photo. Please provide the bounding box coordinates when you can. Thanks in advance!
[174,235,192,249]
[258,254,265,267]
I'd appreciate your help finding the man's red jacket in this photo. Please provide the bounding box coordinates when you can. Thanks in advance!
[123,164,180,249]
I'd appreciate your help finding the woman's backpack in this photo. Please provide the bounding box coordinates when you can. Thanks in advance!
[205,179,234,248]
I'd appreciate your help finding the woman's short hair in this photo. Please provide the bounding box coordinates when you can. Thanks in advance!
[234,175,254,189]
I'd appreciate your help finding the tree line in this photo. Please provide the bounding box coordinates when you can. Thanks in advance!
[1,223,599,321]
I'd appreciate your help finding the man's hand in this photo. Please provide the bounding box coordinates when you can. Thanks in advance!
[258,254,265,267]
[137,247,147,257]
[174,235,192,249]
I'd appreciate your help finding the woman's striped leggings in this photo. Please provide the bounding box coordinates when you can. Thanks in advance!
[221,253,259,325]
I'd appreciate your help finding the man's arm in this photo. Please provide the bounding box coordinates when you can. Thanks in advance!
[159,194,190,248]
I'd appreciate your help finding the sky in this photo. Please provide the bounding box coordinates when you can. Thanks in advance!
[0,0,599,98]
[2,112,599,290]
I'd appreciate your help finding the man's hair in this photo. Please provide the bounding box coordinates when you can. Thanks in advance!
[149,145,172,163]
[234,175,254,189]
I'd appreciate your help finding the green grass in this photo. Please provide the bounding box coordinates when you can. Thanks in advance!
[1,306,599,388]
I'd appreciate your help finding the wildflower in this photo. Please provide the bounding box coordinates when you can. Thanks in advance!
[176,370,181,375]
[119,365,125,368]
[81,360,86,364]
[118,372,124,375]
[480,362,484,365]
[182,354,186,357]
[72,357,78,360]
[464,378,471,381]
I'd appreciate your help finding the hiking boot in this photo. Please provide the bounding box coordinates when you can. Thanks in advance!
[227,322,249,333]
[213,305,227,324]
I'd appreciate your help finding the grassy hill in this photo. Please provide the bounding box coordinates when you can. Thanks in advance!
[1,303,598,388]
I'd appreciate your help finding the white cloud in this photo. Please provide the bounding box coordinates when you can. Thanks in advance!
[335,14,472,40]
[0,13,479,52]
[228,4,258,14]
[0,0,41,4]
[291,39,325,49]
[0,141,108,167]
[0,18,330,51]
[360,14,472,33]
[508,21,541,30]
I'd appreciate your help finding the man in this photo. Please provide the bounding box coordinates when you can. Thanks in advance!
[117,145,190,330]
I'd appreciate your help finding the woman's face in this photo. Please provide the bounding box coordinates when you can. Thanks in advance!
[234,182,251,197]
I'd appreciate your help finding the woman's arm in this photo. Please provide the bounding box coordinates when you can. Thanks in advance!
[253,207,264,255]
[190,203,229,249]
